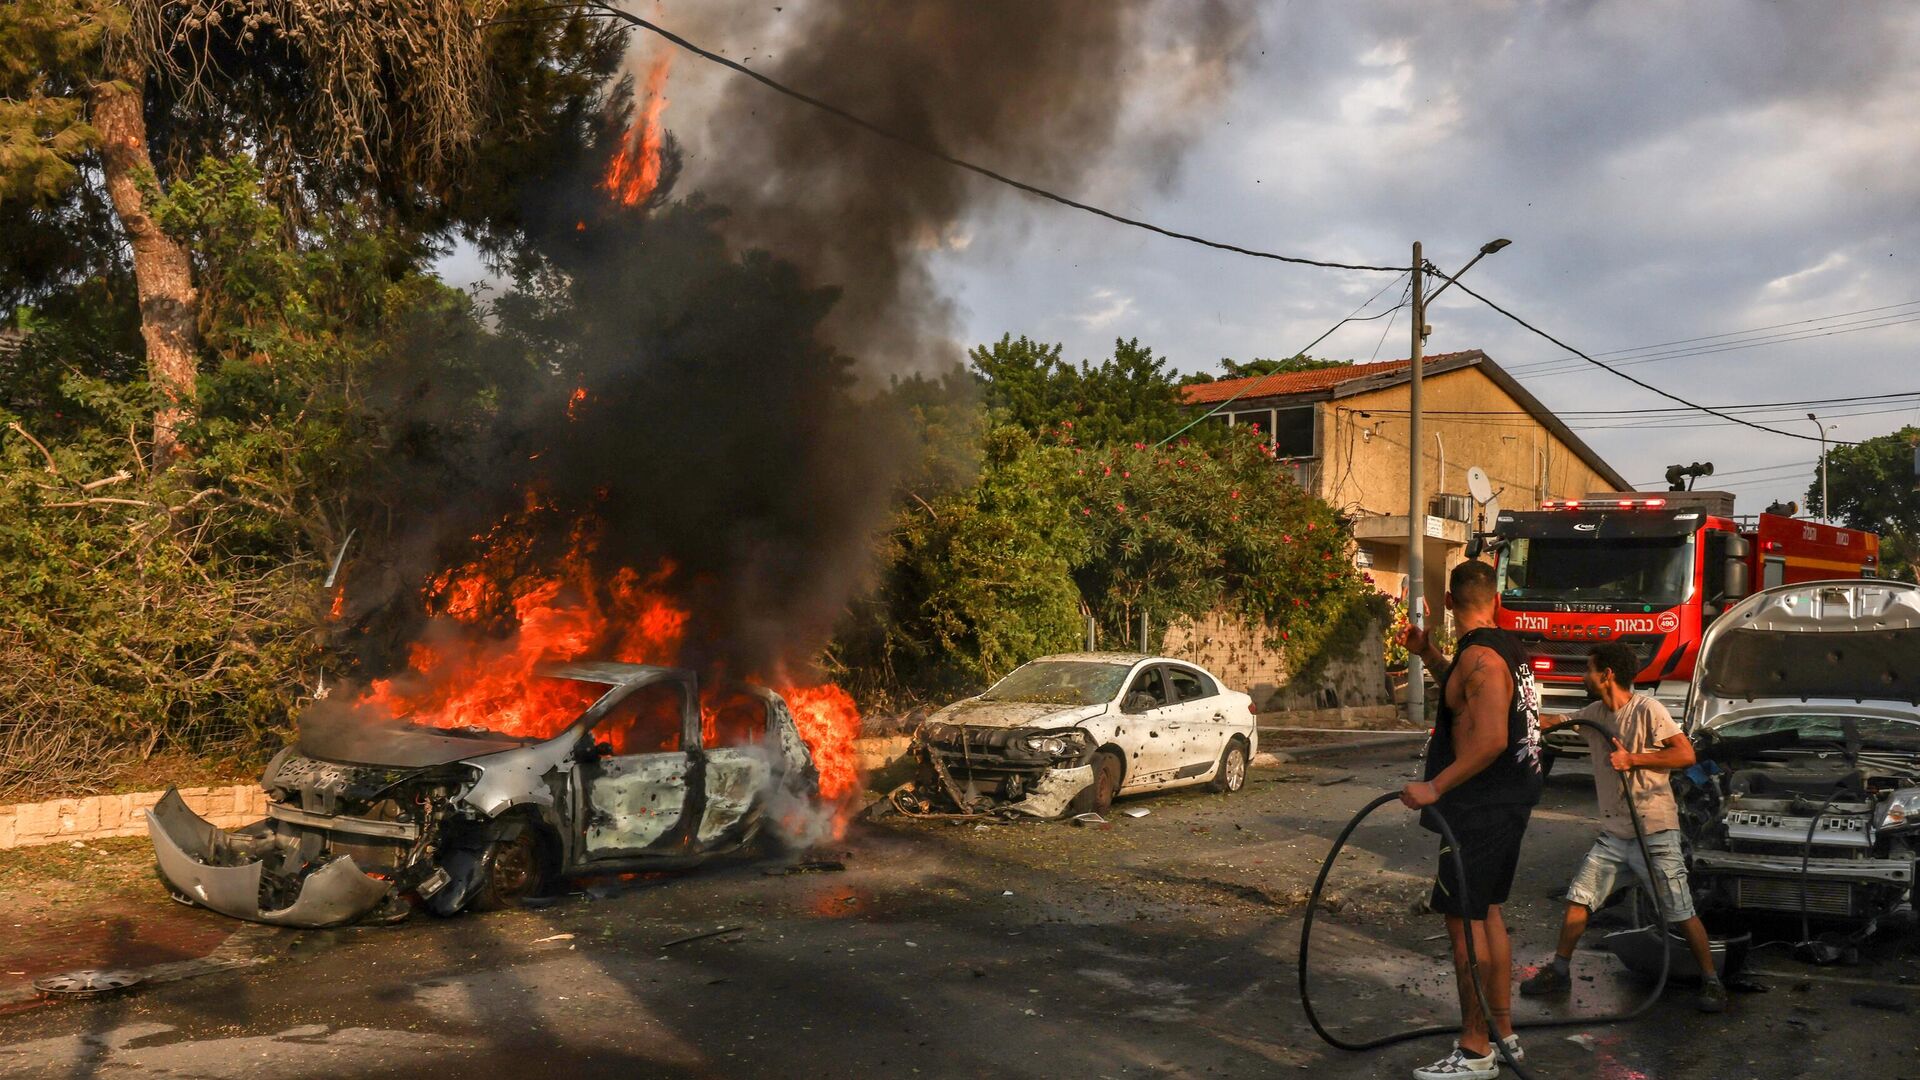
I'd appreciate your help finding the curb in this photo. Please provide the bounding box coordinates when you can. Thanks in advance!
[1254,731,1425,767]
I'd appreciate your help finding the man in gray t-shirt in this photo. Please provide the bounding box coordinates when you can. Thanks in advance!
[1519,643,1727,1013]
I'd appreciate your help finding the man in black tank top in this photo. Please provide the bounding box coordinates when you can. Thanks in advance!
[1398,559,1543,1080]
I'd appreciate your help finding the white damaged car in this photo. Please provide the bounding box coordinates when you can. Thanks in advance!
[888,653,1258,819]
[1680,580,1920,927]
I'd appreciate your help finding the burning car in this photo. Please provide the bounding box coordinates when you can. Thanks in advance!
[148,662,819,928]
[888,653,1257,819]
[1680,580,1920,928]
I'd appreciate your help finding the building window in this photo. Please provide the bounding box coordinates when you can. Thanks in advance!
[1228,406,1315,458]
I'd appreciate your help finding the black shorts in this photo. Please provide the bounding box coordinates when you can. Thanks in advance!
[1429,803,1533,920]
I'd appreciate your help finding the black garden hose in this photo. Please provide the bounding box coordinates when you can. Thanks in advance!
[1299,717,1672,1078]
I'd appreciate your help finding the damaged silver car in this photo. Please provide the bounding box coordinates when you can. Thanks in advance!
[1680,580,1920,928]
[888,653,1257,820]
[148,662,818,928]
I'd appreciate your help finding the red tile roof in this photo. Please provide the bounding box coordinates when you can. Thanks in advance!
[1179,351,1482,405]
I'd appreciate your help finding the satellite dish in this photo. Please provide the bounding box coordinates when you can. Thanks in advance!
[1466,466,1493,504]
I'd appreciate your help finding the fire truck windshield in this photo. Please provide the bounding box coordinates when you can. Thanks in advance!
[1496,535,1695,606]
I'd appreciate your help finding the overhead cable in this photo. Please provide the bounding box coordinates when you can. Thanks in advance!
[1432,271,1853,445]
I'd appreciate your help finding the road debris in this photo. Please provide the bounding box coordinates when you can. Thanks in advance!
[530,933,575,944]
[660,925,746,949]
[1072,813,1109,827]
[1121,807,1151,819]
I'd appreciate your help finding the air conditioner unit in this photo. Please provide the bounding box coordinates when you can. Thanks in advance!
[1429,493,1473,522]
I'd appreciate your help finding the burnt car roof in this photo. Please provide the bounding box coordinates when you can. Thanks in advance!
[538,660,690,686]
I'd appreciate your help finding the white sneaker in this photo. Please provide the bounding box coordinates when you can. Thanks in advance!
[1451,1036,1523,1063]
[1413,1046,1500,1080]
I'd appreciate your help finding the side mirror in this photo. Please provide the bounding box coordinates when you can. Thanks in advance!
[1123,692,1158,714]
[1723,559,1751,602]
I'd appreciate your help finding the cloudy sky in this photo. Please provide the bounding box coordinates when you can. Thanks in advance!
[455,1,1920,507]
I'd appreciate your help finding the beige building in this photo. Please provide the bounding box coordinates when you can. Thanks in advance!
[1181,350,1628,614]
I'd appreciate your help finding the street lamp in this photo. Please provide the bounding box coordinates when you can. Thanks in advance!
[1406,237,1511,725]
[1808,413,1835,523]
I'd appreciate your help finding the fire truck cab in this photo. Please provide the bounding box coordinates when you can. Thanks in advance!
[1481,491,1879,762]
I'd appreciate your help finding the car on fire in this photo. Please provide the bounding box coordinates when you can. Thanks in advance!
[1679,580,1920,929]
[147,662,819,928]
[888,653,1257,819]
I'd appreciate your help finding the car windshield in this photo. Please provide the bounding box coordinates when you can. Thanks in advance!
[1498,536,1694,606]
[1710,713,1920,745]
[979,661,1131,707]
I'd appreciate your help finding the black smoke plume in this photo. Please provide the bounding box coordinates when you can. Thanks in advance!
[347,1,1257,686]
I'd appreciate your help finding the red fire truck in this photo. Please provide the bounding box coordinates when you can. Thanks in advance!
[1479,491,1880,762]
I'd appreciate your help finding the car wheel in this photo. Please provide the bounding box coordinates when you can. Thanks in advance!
[1209,739,1248,794]
[467,827,547,913]
[1071,751,1124,816]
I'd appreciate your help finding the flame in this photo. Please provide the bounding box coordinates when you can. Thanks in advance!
[566,386,588,421]
[328,586,345,621]
[604,52,673,207]
[782,684,861,803]
[352,493,862,819]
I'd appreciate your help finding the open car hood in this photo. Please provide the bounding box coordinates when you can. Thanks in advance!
[1694,580,1920,730]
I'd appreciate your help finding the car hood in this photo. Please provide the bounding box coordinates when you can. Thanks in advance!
[1694,580,1920,730]
[930,699,1109,731]
[295,700,538,769]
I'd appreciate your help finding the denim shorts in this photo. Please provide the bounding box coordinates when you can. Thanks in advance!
[1565,830,1696,922]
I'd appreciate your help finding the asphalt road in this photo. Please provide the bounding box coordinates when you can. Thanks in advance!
[2,746,1917,1079]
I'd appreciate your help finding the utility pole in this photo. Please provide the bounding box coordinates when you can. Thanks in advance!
[1406,242,1427,724]
[1808,412,1830,523]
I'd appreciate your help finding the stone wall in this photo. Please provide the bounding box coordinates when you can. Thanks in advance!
[1159,609,1390,713]
[0,785,266,850]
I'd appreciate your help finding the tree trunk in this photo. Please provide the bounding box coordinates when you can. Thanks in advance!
[90,67,199,470]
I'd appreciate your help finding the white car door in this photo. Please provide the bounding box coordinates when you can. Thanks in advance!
[1116,664,1184,785]
[1162,664,1228,785]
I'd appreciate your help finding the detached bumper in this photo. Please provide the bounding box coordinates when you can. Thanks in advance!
[997,764,1094,818]
[147,788,392,929]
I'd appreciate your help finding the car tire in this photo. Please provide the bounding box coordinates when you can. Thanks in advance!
[1071,751,1124,816]
[467,826,548,913]
[1209,739,1248,794]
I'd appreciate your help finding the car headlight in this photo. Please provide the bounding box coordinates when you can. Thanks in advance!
[1022,734,1068,756]
[1021,729,1091,760]
[1877,788,1920,833]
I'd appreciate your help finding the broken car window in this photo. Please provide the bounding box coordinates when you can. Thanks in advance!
[593,681,687,755]
[1126,667,1169,709]
[706,690,769,747]
[978,661,1132,707]
[1167,668,1214,702]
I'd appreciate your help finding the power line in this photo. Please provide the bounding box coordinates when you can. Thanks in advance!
[1513,311,1920,379]
[572,3,1408,275]
[1342,390,1920,419]
[1505,299,1920,375]
[1430,272,1851,445]
[1159,272,1411,444]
